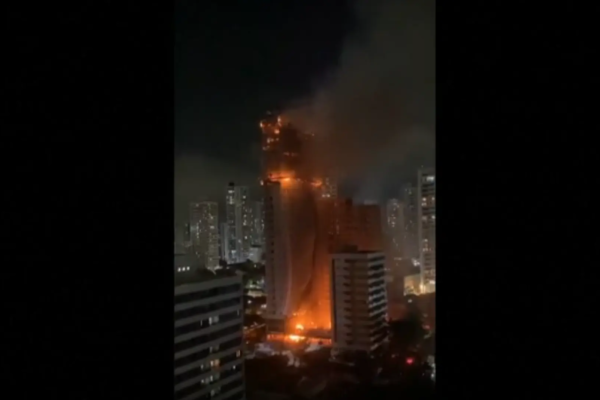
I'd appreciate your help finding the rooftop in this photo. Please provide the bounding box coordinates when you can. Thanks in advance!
[174,266,240,287]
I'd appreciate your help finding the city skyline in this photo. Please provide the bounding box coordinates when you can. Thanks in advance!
[175,0,435,223]
[175,1,435,395]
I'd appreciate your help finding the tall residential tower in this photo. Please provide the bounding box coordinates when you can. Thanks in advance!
[190,201,220,270]
[330,250,388,357]
[403,184,418,261]
[224,183,253,264]
[417,168,436,293]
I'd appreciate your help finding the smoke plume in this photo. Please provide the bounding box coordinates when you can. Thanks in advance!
[284,0,435,199]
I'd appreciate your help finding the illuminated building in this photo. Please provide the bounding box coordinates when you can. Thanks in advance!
[220,223,230,263]
[174,258,245,400]
[260,112,332,334]
[320,177,338,199]
[404,272,421,296]
[190,201,220,270]
[386,200,403,244]
[251,200,264,246]
[247,245,263,264]
[385,199,405,264]
[403,184,419,261]
[224,183,253,264]
[417,168,436,293]
[330,250,388,356]
[384,199,409,317]
[260,112,384,337]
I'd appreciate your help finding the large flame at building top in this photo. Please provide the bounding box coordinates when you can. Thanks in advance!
[260,113,383,336]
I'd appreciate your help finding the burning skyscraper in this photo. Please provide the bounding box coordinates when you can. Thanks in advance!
[260,112,331,334]
[260,112,383,336]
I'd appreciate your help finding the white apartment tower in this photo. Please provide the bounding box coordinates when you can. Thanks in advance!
[225,183,253,264]
[417,168,436,293]
[174,259,245,400]
[190,201,220,270]
[330,250,388,356]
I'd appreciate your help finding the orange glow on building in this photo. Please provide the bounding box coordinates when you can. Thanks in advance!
[260,113,383,338]
[266,332,332,346]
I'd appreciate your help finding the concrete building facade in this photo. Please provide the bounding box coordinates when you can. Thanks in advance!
[330,250,388,356]
[174,262,245,400]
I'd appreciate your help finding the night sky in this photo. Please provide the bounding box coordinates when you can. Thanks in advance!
[175,0,434,223]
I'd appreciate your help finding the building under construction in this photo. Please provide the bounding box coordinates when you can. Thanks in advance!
[260,112,383,339]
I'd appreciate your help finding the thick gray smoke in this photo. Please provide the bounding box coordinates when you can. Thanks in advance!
[285,0,435,200]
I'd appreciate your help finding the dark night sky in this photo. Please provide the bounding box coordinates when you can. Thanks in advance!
[175,0,434,223]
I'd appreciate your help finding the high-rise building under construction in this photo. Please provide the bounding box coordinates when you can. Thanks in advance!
[260,112,330,333]
[260,113,383,335]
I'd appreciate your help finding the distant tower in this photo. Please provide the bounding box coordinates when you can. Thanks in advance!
[385,199,405,259]
[417,168,436,293]
[252,200,264,246]
[189,201,220,270]
[385,199,405,302]
[220,222,230,263]
[403,184,418,260]
[225,183,253,263]
[183,222,191,243]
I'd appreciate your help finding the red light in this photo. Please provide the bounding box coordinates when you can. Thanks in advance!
[406,357,414,365]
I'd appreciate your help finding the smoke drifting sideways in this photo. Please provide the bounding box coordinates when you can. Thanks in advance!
[284,0,435,200]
